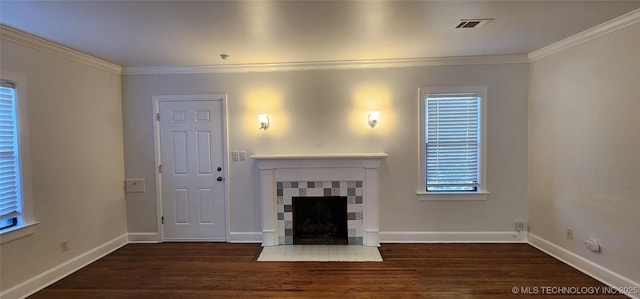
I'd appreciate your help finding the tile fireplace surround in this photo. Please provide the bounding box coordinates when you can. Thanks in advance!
[251,153,388,247]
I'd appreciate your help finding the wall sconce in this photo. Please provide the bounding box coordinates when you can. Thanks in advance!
[258,113,270,130]
[368,111,379,128]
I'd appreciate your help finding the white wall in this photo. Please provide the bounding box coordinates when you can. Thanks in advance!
[529,22,640,283]
[0,37,127,294]
[123,62,529,241]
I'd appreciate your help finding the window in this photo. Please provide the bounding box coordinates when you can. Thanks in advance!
[0,73,36,243]
[426,92,479,191]
[418,86,488,199]
[0,80,21,231]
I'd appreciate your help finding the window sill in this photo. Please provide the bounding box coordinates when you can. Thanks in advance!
[0,221,40,244]
[416,191,489,201]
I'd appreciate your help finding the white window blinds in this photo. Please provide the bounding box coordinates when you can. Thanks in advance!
[425,92,480,192]
[0,80,21,221]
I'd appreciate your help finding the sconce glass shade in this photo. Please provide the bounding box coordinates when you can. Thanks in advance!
[258,114,270,130]
[368,111,380,128]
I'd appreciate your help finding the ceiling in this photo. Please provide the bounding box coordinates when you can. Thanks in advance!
[1,1,639,67]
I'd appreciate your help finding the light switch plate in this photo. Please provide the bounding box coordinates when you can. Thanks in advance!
[125,179,146,193]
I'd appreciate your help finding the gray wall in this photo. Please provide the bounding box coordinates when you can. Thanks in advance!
[122,63,529,238]
[529,22,640,283]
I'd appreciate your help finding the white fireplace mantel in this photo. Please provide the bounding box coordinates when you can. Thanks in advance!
[251,153,388,247]
[251,153,389,159]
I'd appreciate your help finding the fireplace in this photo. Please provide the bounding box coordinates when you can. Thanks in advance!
[293,196,347,245]
[277,180,363,245]
[252,153,388,247]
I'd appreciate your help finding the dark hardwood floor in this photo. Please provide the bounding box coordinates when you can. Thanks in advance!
[29,243,624,298]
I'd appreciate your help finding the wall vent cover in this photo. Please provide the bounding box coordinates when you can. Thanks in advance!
[456,18,494,29]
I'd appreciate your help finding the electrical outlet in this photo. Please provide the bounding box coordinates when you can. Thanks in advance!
[231,151,239,161]
[566,228,574,240]
[60,241,68,252]
[515,220,525,232]
[239,151,247,160]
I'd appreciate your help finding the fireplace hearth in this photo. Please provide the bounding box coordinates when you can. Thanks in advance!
[293,196,348,245]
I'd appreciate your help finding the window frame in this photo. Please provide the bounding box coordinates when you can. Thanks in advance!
[417,86,489,201]
[0,71,38,244]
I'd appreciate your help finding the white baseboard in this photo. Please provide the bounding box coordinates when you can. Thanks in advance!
[127,232,160,243]
[379,231,528,243]
[129,232,262,243]
[228,232,261,243]
[0,233,128,299]
[528,233,639,299]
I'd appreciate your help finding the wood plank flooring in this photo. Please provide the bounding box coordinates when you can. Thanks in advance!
[29,243,624,298]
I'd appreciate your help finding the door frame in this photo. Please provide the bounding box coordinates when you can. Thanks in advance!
[152,94,230,242]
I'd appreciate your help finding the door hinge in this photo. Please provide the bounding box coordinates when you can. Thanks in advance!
[158,165,162,173]
[161,216,164,224]
[156,113,160,121]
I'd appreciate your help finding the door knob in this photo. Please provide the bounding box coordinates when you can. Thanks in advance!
[217,176,224,182]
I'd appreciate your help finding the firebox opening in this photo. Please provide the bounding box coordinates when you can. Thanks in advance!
[292,196,348,245]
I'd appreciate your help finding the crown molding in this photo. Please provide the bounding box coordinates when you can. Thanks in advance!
[123,54,528,75]
[0,25,122,75]
[529,7,640,62]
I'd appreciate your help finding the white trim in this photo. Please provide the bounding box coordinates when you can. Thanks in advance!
[261,230,277,247]
[152,99,165,242]
[162,237,226,242]
[0,221,39,244]
[528,233,640,299]
[221,96,232,245]
[152,94,230,242]
[228,232,262,243]
[123,54,528,75]
[250,153,388,160]
[251,155,387,171]
[416,191,490,201]
[0,233,128,299]
[127,232,160,243]
[529,8,640,62]
[379,231,527,243]
[0,25,122,75]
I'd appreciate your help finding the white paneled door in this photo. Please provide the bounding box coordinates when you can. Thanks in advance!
[159,100,226,241]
